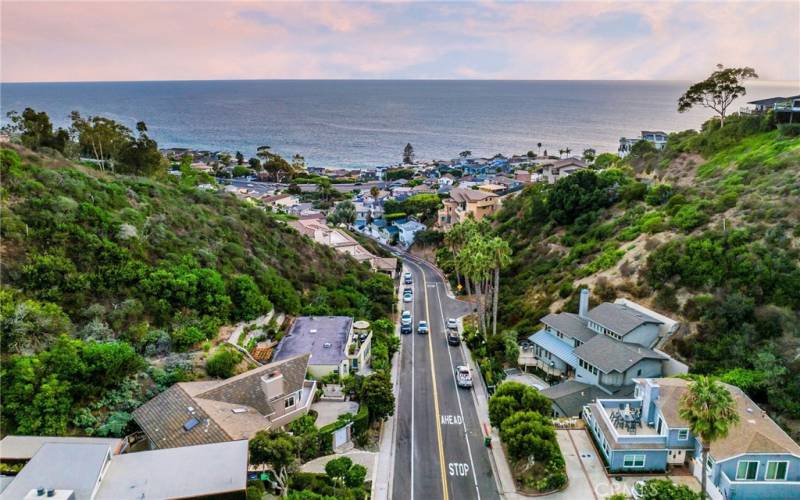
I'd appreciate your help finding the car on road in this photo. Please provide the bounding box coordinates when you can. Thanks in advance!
[403,291,412,303]
[456,365,473,388]
[403,272,413,284]
[401,323,412,334]
[417,321,428,334]
[401,310,412,325]
[447,330,460,346]
[446,318,458,330]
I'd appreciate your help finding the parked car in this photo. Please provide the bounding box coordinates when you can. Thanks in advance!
[403,287,412,295]
[403,272,413,285]
[456,365,472,388]
[401,310,412,325]
[446,318,458,330]
[401,323,412,334]
[403,292,412,303]
[447,330,460,346]
[417,321,429,335]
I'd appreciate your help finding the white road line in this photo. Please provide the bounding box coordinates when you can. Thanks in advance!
[429,270,481,500]
[409,265,415,500]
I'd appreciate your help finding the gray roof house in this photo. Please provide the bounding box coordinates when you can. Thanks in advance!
[0,437,248,500]
[133,353,314,449]
[273,316,372,378]
[521,289,680,417]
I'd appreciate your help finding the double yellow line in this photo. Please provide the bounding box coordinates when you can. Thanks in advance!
[416,261,450,500]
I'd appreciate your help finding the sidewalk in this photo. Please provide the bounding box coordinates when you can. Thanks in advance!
[461,339,518,499]
[371,263,405,500]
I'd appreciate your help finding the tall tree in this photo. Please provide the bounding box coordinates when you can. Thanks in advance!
[249,430,299,497]
[70,111,132,172]
[328,200,356,226]
[403,143,415,164]
[537,142,542,156]
[3,108,69,153]
[679,377,740,499]
[487,236,512,336]
[678,64,758,127]
[235,151,244,165]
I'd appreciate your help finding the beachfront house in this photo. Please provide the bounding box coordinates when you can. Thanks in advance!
[0,436,249,500]
[583,378,800,499]
[618,130,669,156]
[133,354,314,449]
[522,289,681,416]
[746,94,800,123]
[273,317,372,378]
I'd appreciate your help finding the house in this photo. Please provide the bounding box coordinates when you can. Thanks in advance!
[133,354,314,449]
[523,290,680,416]
[0,436,249,500]
[262,193,300,212]
[514,170,533,183]
[395,219,427,247]
[747,94,800,123]
[618,131,669,156]
[583,378,800,500]
[437,187,499,230]
[540,157,587,184]
[478,183,507,196]
[439,173,456,186]
[273,317,372,378]
[288,217,397,277]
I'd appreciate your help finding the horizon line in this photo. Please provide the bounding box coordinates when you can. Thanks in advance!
[3,77,799,85]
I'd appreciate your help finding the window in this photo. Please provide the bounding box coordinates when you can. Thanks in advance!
[736,461,759,481]
[677,429,689,440]
[284,396,296,409]
[623,455,646,468]
[706,455,715,471]
[765,461,788,481]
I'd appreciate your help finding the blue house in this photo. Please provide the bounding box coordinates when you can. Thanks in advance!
[524,290,678,416]
[584,377,800,499]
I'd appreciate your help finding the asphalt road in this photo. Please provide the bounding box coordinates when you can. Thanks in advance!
[392,255,500,500]
[220,178,384,194]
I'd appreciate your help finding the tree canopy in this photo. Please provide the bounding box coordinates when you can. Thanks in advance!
[678,64,758,126]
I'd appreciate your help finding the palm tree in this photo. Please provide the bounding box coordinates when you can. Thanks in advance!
[558,149,565,158]
[679,377,740,499]
[487,237,512,336]
[537,142,542,156]
[565,147,572,157]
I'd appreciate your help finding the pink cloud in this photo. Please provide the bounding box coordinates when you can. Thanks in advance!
[1,1,797,82]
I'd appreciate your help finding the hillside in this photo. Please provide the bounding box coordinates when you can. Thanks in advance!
[0,145,394,436]
[491,115,800,436]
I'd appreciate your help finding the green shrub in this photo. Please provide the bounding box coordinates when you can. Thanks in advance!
[206,347,243,378]
[778,123,800,138]
[671,203,709,231]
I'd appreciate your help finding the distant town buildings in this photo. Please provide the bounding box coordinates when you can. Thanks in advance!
[437,187,500,230]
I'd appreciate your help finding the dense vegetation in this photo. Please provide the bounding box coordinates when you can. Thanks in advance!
[485,111,800,434]
[0,145,394,436]
[488,382,566,493]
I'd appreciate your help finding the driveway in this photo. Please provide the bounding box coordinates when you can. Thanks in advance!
[301,451,377,476]
[311,401,360,428]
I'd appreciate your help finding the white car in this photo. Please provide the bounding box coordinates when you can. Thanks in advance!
[403,272,413,284]
[456,365,473,388]
[403,292,412,303]
[446,318,458,330]
[401,310,412,325]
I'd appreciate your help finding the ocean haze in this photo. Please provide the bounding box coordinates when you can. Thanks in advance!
[1,80,797,168]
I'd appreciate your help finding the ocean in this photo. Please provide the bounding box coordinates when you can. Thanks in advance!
[1,80,797,168]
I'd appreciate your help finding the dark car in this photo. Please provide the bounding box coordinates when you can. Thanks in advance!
[447,330,460,346]
[401,323,412,334]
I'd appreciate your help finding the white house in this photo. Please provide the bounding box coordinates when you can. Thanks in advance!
[395,220,427,247]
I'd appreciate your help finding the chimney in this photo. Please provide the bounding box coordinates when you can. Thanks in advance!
[579,288,589,319]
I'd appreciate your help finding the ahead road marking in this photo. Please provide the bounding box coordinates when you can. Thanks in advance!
[441,415,464,425]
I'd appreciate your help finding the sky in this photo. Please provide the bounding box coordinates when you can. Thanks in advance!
[1,1,798,83]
